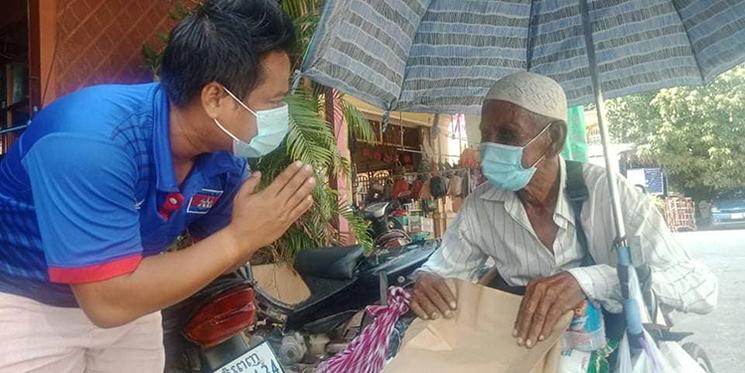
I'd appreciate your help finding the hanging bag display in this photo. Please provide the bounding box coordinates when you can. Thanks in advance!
[419,178,433,200]
[411,179,424,199]
[429,176,447,199]
[392,178,410,199]
[448,174,463,196]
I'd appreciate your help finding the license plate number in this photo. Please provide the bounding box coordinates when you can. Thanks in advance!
[731,213,744,219]
[213,342,284,373]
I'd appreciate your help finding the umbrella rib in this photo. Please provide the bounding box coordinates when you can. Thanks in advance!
[394,1,436,113]
[669,1,706,83]
[525,0,538,72]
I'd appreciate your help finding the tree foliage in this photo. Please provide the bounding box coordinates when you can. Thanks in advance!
[606,65,745,200]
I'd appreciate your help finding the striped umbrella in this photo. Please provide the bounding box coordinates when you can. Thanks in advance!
[302,0,745,114]
[301,0,745,368]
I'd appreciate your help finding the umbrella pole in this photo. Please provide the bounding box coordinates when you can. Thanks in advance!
[579,0,645,345]
[578,0,626,243]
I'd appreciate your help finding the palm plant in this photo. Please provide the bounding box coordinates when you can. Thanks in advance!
[144,0,374,262]
[253,86,374,262]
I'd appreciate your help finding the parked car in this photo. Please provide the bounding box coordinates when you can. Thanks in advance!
[710,190,745,228]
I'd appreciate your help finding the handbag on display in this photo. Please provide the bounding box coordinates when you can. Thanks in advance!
[419,178,433,200]
[429,176,446,199]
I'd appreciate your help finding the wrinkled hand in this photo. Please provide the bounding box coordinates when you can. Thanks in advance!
[513,272,585,349]
[411,272,457,320]
[228,161,315,257]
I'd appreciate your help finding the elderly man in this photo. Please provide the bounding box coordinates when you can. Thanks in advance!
[411,72,717,350]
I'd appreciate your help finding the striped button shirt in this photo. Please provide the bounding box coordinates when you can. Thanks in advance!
[420,159,717,314]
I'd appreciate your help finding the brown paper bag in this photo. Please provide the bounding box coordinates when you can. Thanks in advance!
[385,279,572,373]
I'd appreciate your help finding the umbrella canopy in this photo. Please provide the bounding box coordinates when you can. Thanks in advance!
[302,0,745,114]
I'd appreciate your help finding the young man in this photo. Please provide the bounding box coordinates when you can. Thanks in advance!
[0,1,311,371]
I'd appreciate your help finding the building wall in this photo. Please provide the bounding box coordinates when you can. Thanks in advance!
[50,0,184,99]
[345,96,439,128]
[0,0,27,32]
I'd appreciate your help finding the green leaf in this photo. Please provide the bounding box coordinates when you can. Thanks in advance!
[340,205,373,252]
[156,32,170,44]
[285,91,337,169]
[340,94,374,142]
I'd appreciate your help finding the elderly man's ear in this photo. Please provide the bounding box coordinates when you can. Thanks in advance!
[548,121,567,156]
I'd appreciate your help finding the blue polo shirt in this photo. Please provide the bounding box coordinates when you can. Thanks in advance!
[0,83,248,307]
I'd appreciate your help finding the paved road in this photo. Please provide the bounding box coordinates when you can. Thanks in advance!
[672,229,745,373]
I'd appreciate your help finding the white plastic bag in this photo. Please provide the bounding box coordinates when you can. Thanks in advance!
[615,267,707,373]
[558,349,591,373]
[616,330,671,373]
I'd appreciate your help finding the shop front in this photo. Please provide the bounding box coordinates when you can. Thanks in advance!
[0,0,31,156]
[346,98,484,239]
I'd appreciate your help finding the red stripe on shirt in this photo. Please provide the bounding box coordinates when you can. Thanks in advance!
[48,254,143,284]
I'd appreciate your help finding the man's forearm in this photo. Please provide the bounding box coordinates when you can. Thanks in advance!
[566,264,623,313]
[72,227,250,328]
[223,252,254,275]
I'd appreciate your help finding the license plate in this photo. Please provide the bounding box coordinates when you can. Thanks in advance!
[731,213,744,219]
[213,342,284,373]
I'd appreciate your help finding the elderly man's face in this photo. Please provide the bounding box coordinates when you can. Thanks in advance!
[480,100,554,168]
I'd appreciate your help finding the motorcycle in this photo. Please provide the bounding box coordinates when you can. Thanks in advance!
[360,201,411,249]
[163,239,438,372]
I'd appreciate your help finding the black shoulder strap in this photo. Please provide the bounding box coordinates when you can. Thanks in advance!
[565,160,628,340]
[564,160,594,266]
[564,160,588,203]
[565,160,629,341]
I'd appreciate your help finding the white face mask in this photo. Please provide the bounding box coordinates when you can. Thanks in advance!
[212,88,289,158]
[480,122,552,191]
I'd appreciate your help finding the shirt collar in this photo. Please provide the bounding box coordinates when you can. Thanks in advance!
[479,183,509,202]
[479,156,574,227]
[152,84,179,192]
[198,151,249,178]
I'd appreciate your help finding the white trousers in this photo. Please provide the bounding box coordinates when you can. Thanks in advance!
[0,292,164,373]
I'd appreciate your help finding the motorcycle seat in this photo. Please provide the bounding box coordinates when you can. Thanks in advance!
[294,245,365,280]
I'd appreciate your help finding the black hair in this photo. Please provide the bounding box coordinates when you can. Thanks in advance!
[160,0,296,106]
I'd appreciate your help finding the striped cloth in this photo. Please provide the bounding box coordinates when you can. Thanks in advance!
[302,0,745,114]
[317,287,411,373]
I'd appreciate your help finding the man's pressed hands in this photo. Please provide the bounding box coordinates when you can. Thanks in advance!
[513,272,585,348]
[226,161,316,259]
[411,272,457,320]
